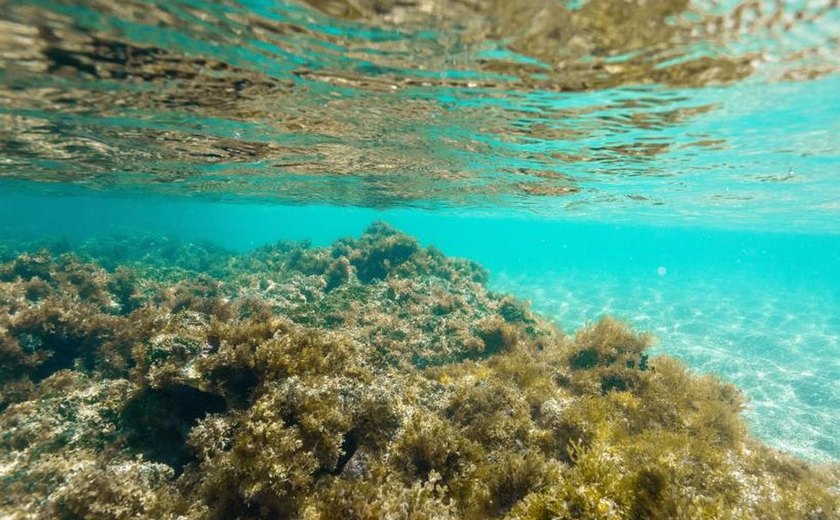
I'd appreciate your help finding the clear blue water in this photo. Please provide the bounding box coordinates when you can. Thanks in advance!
[1,0,839,464]
[2,187,838,461]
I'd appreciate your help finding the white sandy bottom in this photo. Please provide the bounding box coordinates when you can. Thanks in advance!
[493,269,840,462]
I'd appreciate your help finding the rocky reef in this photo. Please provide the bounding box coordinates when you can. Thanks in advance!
[0,223,838,519]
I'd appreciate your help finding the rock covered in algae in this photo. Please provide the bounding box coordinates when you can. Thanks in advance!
[0,223,838,519]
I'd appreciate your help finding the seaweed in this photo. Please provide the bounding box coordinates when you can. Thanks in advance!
[0,223,837,519]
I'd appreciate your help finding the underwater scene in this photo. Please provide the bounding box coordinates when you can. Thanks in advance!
[1,0,840,518]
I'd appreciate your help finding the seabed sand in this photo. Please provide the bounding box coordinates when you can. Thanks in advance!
[0,223,838,519]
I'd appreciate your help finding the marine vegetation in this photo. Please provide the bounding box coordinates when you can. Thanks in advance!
[0,223,837,519]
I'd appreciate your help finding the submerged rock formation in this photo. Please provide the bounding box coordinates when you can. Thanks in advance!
[0,223,837,519]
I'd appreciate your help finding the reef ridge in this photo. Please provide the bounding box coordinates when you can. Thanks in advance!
[0,223,838,519]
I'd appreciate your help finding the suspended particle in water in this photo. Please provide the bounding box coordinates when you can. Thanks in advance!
[657,266,667,277]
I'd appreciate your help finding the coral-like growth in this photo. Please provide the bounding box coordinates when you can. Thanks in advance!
[0,223,837,519]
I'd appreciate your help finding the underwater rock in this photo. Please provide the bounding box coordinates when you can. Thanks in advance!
[0,223,838,519]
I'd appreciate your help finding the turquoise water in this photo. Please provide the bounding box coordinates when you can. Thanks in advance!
[1,0,839,468]
[2,187,838,461]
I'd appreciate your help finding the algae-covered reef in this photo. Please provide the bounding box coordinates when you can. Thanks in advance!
[0,223,837,519]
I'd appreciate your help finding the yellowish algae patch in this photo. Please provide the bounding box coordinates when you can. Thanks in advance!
[0,223,837,519]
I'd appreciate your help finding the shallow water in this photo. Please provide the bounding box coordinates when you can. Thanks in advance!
[1,0,839,515]
[2,0,839,226]
[2,188,838,462]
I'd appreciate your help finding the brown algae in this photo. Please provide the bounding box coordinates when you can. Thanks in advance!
[0,223,838,519]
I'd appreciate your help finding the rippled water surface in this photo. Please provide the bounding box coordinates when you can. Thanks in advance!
[1,0,839,462]
[2,0,839,227]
